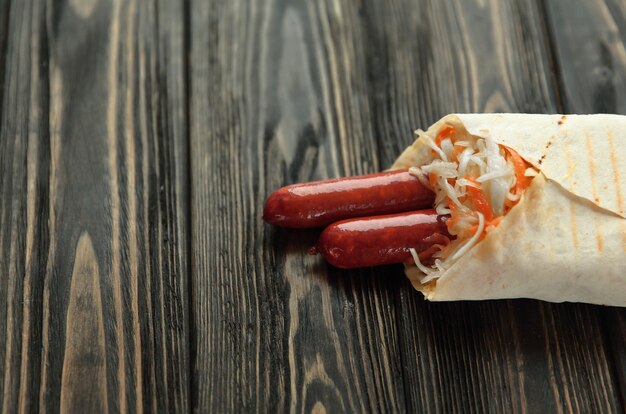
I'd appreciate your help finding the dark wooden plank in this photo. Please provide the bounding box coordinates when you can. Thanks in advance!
[0,3,49,410]
[543,0,626,113]
[0,0,9,115]
[542,0,626,402]
[0,0,189,412]
[190,0,410,412]
[363,0,622,412]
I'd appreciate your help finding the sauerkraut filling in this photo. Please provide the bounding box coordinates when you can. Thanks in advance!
[407,125,537,283]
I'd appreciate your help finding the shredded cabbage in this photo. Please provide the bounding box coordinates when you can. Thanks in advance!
[410,125,537,283]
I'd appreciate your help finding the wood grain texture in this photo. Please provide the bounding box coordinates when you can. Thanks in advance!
[543,0,626,113]
[543,0,626,402]
[60,233,108,413]
[190,0,624,412]
[190,0,409,412]
[0,0,189,412]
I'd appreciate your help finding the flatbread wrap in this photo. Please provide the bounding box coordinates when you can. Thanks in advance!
[391,114,626,306]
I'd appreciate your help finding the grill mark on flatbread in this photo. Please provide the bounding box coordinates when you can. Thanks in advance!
[562,143,579,251]
[584,133,600,203]
[607,131,626,252]
[585,132,604,252]
[557,115,567,126]
[607,131,623,215]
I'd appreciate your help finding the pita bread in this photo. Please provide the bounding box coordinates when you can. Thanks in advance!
[391,114,626,306]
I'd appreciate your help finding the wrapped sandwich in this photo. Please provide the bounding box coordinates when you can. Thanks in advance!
[264,114,626,307]
[393,114,625,306]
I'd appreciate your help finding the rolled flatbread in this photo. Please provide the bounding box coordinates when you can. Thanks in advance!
[391,114,626,306]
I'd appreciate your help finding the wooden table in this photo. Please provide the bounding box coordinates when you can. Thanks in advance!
[1,0,624,412]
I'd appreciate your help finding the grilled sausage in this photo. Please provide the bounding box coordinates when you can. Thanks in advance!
[313,210,451,268]
[263,170,434,228]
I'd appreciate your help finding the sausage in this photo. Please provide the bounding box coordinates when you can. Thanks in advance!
[263,170,434,228]
[313,210,451,269]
